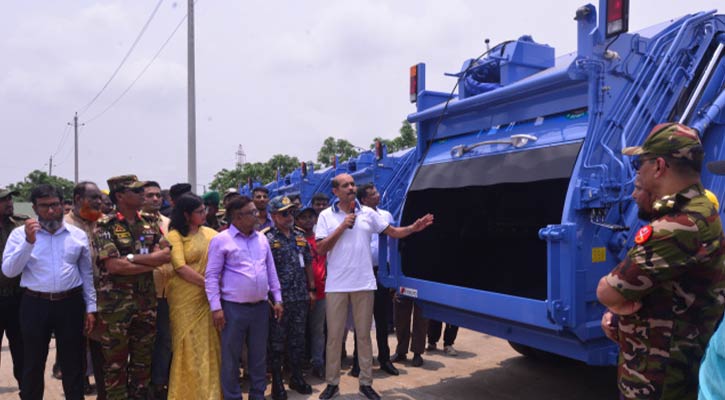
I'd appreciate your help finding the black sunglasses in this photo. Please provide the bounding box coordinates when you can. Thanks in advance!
[631,156,657,171]
[277,210,293,217]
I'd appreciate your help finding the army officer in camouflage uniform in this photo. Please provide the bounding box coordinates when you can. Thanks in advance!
[262,196,315,400]
[0,188,28,391]
[93,175,171,400]
[597,123,725,400]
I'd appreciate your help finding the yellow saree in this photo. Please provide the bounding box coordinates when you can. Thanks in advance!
[166,227,221,400]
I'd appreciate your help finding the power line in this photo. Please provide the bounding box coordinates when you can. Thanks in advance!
[85,7,190,125]
[78,0,165,116]
[51,124,72,157]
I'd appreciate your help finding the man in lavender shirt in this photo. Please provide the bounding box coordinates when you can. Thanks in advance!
[205,195,283,400]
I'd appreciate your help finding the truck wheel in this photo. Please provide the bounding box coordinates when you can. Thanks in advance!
[508,341,538,358]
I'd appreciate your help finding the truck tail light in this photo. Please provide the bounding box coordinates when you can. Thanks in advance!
[606,0,628,38]
[410,65,418,103]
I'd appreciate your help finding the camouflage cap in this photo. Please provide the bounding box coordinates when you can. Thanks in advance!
[223,188,239,200]
[107,175,147,192]
[202,191,220,205]
[269,195,296,213]
[622,123,703,161]
[0,188,19,199]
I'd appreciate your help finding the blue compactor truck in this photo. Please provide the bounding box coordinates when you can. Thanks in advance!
[382,0,725,365]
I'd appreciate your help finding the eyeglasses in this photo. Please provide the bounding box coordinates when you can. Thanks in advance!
[36,202,62,210]
[631,156,658,171]
[128,187,145,194]
[192,207,208,215]
[277,210,293,217]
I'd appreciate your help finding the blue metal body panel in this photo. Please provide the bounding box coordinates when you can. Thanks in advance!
[390,2,725,366]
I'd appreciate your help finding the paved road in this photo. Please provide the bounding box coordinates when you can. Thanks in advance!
[1,328,618,399]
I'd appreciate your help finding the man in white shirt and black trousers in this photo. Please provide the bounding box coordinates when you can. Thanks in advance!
[2,184,96,400]
[315,173,433,400]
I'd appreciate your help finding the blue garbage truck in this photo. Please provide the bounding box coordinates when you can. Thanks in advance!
[381,0,725,365]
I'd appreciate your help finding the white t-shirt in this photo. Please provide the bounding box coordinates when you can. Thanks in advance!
[315,201,390,292]
[370,208,394,267]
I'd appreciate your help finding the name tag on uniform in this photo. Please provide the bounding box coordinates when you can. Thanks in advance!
[299,252,305,268]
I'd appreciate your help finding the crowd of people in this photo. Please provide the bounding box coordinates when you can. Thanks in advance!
[0,172,439,400]
[3,122,725,400]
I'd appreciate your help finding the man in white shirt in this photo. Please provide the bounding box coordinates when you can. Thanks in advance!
[315,173,433,400]
[2,184,96,400]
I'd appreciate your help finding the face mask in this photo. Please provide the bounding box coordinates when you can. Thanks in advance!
[79,204,103,222]
[39,218,63,233]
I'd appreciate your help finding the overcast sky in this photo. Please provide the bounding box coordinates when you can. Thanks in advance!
[1,1,722,191]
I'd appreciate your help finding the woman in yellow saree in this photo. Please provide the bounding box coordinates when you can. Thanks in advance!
[165,193,221,399]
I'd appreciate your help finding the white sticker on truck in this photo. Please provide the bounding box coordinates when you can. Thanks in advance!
[399,286,418,298]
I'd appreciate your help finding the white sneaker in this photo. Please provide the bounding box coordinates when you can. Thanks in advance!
[443,345,458,356]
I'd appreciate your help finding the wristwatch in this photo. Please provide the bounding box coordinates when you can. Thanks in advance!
[308,287,317,292]
[126,253,135,263]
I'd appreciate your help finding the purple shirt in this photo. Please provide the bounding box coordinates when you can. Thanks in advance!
[205,224,282,311]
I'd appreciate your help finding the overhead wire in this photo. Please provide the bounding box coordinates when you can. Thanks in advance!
[85,6,191,125]
[77,0,165,116]
[51,124,72,157]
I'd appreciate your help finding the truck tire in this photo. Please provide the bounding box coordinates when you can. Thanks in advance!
[508,341,539,358]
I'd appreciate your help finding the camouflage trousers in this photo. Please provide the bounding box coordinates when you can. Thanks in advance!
[96,290,157,400]
[269,300,308,375]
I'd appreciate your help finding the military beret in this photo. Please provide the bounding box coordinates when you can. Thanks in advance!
[269,196,296,213]
[107,175,147,192]
[202,191,220,205]
[622,123,703,162]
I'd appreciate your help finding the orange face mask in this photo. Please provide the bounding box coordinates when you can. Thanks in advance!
[79,204,103,222]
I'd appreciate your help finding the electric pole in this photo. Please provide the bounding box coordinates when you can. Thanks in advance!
[68,112,83,183]
[48,155,53,176]
[187,0,197,193]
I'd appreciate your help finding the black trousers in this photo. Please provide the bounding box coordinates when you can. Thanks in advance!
[19,290,85,400]
[0,293,23,388]
[427,320,459,346]
[352,277,392,369]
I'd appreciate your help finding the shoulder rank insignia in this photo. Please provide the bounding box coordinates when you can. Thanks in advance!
[260,226,272,234]
[634,225,653,245]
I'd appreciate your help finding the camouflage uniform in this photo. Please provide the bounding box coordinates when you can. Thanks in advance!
[263,225,313,376]
[0,209,28,387]
[605,123,725,399]
[93,181,166,400]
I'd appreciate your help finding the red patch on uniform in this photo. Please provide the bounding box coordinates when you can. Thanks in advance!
[634,225,653,245]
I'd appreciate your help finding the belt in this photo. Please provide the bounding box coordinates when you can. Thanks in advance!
[24,286,83,301]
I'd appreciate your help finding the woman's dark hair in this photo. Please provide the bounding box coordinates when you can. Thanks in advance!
[225,195,252,222]
[169,193,203,236]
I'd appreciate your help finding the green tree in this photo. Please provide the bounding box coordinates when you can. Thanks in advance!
[6,170,74,202]
[369,120,417,153]
[209,154,300,192]
[317,137,359,166]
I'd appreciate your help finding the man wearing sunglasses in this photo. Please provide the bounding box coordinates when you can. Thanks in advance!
[262,196,315,400]
[92,175,171,399]
[596,123,725,400]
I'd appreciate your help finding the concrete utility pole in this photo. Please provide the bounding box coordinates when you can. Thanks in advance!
[68,112,83,183]
[187,0,197,193]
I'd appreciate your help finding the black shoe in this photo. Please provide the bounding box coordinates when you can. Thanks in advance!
[318,384,339,399]
[411,353,424,367]
[379,360,399,376]
[271,371,287,400]
[348,366,360,377]
[289,375,312,395]
[390,353,407,363]
[359,385,381,400]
